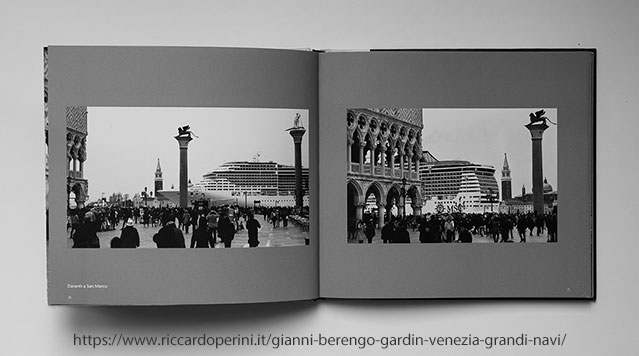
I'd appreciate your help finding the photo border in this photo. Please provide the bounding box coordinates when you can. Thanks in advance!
[319,49,595,299]
[47,46,320,305]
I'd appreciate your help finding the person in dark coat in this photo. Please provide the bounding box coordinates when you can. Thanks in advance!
[547,210,558,242]
[120,218,140,248]
[458,226,473,243]
[499,216,513,243]
[190,216,214,248]
[71,219,91,248]
[72,216,100,248]
[246,212,261,247]
[419,215,429,243]
[110,237,122,248]
[392,221,410,243]
[381,219,395,244]
[153,214,186,248]
[218,212,236,248]
[516,215,527,242]
[364,218,375,244]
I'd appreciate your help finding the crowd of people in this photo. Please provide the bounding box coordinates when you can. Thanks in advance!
[348,209,558,244]
[68,205,305,249]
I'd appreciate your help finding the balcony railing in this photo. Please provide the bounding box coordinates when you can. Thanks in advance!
[68,170,83,179]
[348,163,420,182]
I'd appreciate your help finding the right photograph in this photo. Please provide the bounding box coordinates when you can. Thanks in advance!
[346,108,558,244]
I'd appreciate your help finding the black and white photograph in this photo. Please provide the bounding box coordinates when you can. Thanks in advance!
[9,1,635,354]
[346,108,557,244]
[59,106,311,249]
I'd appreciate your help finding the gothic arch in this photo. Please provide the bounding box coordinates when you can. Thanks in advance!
[364,181,385,205]
[347,179,365,205]
[347,111,355,129]
[357,113,368,131]
[386,184,402,215]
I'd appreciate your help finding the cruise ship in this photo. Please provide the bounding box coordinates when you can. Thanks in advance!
[419,151,500,214]
[158,161,310,208]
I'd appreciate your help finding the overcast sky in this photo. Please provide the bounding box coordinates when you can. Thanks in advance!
[83,107,555,201]
[84,107,309,201]
[421,108,558,198]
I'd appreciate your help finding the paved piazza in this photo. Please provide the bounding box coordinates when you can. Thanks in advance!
[68,215,309,248]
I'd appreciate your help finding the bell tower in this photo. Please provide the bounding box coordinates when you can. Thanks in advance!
[501,153,512,200]
[154,158,163,195]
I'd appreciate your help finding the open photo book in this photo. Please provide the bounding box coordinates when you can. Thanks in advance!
[45,46,595,305]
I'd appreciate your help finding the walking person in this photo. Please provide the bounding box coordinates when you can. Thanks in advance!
[271,210,279,228]
[182,209,191,234]
[120,218,140,248]
[364,217,376,244]
[218,211,236,248]
[381,218,395,244]
[246,212,262,247]
[458,226,473,243]
[444,215,455,243]
[72,215,93,248]
[392,220,410,243]
[499,215,513,243]
[153,214,186,248]
[418,214,431,243]
[206,209,219,244]
[190,216,214,248]
[516,215,527,242]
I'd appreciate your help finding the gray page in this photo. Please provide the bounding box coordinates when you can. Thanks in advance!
[47,46,319,305]
[319,50,594,298]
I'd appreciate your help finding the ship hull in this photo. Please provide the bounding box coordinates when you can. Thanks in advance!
[158,189,308,208]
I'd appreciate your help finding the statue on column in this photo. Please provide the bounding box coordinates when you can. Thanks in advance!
[528,109,556,126]
[177,125,198,138]
[293,112,302,128]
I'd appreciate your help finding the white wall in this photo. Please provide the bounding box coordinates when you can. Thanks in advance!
[1,1,637,355]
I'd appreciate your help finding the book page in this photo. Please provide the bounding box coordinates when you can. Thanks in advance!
[46,46,319,305]
[318,50,594,298]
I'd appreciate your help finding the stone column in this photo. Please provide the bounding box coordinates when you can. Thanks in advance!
[397,196,405,217]
[175,134,193,208]
[525,122,549,214]
[288,127,306,210]
[380,145,386,175]
[377,204,386,228]
[358,143,364,173]
[369,144,375,174]
[390,148,396,177]
[347,138,352,171]
[355,203,364,222]
[413,204,422,217]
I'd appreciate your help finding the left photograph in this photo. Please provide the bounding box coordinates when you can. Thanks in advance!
[49,106,311,249]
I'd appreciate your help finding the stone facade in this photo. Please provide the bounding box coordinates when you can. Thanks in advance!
[347,108,424,227]
[44,48,89,209]
[66,106,89,208]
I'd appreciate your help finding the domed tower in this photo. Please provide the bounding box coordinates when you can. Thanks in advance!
[543,177,553,194]
[501,153,512,200]
[154,158,163,195]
